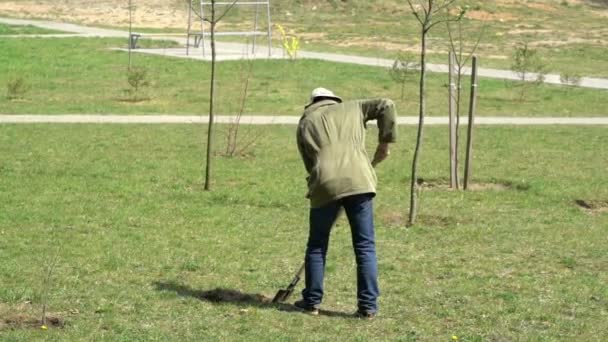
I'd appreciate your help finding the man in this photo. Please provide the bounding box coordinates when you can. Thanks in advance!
[295,87,397,319]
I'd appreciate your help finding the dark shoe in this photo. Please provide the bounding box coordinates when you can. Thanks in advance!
[294,299,320,316]
[354,310,376,320]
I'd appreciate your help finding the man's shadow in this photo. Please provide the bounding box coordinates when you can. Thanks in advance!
[152,281,352,318]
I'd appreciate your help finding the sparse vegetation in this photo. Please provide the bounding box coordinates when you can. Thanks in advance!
[124,66,150,101]
[39,240,61,329]
[6,76,28,100]
[0,38,606,116]
[0,2,606,340]
[275,23,300,60]
[511,42,547,101]
[388,52,418,100]
[0,124,606,340]
[560,72,582,86]
[222,59,263,157]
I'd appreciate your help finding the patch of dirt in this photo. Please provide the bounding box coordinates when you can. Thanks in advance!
[333,39,513,60]
[379,210,468,228]
[465,10,517,22]
[465,182,511,191]
[296,32,327,41]
[0,1,188,29]
[528,37,607,47]
[507,29,554,35]
[592,9,608,17]
[380,210,407,227]
[0,302,68,331]
[574,199,608,214]
[1,315,64,330]
[199,288,272,304]
[416,178,514,191]
[527,3,557,12]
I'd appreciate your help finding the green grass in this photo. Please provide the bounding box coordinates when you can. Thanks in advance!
[226,0,608,78]
[1,37,607,116]
[0,23,64,35]
[0,123,606,340]
[2,0,607,77]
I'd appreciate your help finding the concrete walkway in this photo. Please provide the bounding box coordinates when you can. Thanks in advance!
[2,17,608,90]
[2,115,607,125]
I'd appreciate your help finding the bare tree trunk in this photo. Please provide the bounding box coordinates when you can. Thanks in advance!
[408,26,428,226]
[204,3,217,191]
[448,51,457,189]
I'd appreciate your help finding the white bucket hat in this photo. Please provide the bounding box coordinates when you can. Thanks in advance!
[307,87,342,107]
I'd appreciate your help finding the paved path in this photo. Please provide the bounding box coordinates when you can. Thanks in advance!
[2,17,608,90]
[2,115,607,125]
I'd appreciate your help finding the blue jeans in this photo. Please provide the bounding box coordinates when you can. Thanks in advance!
[301,193,379,313]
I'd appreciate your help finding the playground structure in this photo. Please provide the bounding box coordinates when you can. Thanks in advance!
[186,0,272,57]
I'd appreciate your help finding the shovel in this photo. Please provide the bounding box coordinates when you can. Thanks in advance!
[271,262,305,303]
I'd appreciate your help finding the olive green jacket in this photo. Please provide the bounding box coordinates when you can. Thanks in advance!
[296,98,397,208]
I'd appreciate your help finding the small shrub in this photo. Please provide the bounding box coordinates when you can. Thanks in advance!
[6,76,28,100]
[511,42,546,101]
[560,72,581,86]
[275,24,300,60]
[124,66,150,101]
[388,52,418,100]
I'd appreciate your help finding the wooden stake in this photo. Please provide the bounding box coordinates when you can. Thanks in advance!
[464,56,478,190]
[448,52,457,189]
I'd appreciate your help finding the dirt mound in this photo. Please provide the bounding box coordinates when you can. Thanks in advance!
[1,314,64,330]
[416,178,515,191]
[198,288,272,304]
[575,199,608,214]
[380,210,469,228]
[0,302,68,331]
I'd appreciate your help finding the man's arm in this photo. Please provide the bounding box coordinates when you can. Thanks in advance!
[371,142,390,167]
[359,99,397,166]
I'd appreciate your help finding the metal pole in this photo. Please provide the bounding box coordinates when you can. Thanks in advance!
[448,52,457,189]
[186,0,192,56]
[463,56,478,190]
[128,0,133,69]
[252,2,260,55]
[200,0,206,57]
[266,0,272,58]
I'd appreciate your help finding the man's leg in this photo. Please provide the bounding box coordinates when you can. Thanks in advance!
[301,200,341,306]
[343,194,379,314]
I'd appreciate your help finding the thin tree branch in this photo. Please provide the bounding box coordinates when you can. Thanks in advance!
[447,19,458,63]
[433,0,457,14]
[426,16,461,32]
[406,0,425,25]
[189,4,211,24]
[462,22,487,66]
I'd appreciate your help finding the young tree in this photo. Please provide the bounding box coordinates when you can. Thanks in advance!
[511,42,546,101]
[388,52,418,101]
[446,5,485,189]
[406,0,464,226]
[224,59,263,157]
[190,0,239,190]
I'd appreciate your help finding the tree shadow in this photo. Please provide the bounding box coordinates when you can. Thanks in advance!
[152,281,353,318]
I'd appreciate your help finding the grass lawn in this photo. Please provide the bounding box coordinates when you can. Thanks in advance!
[228,0,608,78]
[0,123,606,340]
[0,23,64,35]
[1,1,607,78]
[1,37,607,116]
